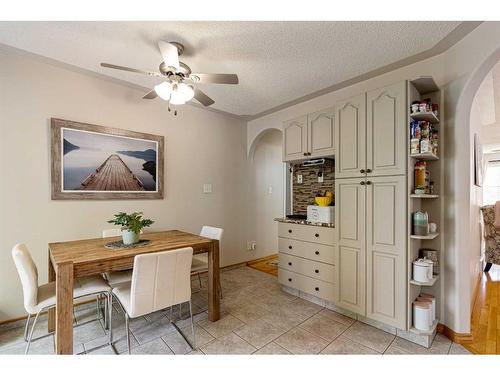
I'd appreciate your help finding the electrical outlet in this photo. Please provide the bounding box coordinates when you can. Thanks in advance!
[318,172,324,183]
[247,241,256,251]
[297,174,303,184]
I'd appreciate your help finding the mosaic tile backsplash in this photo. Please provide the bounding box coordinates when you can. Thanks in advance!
[291,159,335,215]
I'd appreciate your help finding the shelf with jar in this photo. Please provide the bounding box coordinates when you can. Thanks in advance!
[410,99,439,160]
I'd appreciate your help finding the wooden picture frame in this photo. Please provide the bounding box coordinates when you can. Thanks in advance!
[51,118,164,200]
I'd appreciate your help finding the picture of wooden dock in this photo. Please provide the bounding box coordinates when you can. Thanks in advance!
[81,154,145,191]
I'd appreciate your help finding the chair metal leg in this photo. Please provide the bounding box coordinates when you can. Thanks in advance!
[23,314,31,342]
[189,300,196,350]
[25,310,41,355]
[108,293,113,346]
[125,314,131,354]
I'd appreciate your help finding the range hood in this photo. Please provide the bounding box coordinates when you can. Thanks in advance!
[302,158,326,167]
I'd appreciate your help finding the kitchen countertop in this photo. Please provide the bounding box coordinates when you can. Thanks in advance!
[274,217,335,228]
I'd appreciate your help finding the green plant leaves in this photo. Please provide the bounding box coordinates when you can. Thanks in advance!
[107,211,154,234]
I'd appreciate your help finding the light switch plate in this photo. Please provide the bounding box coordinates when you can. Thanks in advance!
[318,175,324,183]
[203,183,212,193]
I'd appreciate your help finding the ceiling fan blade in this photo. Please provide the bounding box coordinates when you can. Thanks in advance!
[158,41,180,70]
[189,73,239,85]
[100,63,160,77]
[142,90,158,99]
[194,88,215,106]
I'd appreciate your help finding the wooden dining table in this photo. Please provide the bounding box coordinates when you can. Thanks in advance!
[47,230,220,354]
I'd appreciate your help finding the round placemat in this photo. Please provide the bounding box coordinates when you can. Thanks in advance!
[104,239,151,249]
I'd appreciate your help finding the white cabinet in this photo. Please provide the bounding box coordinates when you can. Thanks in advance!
[366,81,407,177]
[308,108,335,158]
[335,93,366,179]
[366,175,406,329]
[283,115,308,161]
[334,178,366,315]
[282,108,334,161]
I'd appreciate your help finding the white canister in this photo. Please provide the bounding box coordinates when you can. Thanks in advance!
[419,293,436,323]
[413,300,432,331]
[413,259,433,282]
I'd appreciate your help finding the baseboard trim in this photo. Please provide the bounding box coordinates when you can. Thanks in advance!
[438,323,474,345]
[246,254,278,266]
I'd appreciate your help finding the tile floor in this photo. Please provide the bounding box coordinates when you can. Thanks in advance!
[0,265,472,355]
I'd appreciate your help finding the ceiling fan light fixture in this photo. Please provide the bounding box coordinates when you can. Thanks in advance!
[168,83,194,105]
[154,82,172,100]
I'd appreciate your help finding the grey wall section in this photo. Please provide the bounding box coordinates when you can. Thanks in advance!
[0,48,253,321]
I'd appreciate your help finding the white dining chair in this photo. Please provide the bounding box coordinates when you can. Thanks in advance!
[112,247,196,354]
[102,228,133,287]
[192,226,224,297]
[11,243,112,354]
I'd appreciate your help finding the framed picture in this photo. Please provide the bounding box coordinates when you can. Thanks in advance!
[51,118,164,200]
[474,133,483,187]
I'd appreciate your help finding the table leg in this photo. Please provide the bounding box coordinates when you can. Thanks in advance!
[48,254,56,333]
[55,262,74,354]
[207,240,220,322]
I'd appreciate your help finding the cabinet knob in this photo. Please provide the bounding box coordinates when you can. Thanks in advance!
[288,262,292,266]
[315,269,319,273]
[308,152,312,156]
[315,233,319,238]
[366,169,372,173]
[360,181,365,185]
[288,245,292,249]
[288,229,292,233]
[303,152,307,156]
[315,251,320,255]
[315,287,319,291]
[366,181,372,185]
[360,169,365,173]
[288,278,292,282]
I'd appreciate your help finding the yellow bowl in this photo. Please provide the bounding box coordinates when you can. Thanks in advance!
[315,197,332,207]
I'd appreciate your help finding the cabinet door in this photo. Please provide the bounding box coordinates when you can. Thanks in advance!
[335,93,366,179]
[366,81,407,176]
[308,108,335,158]
[283,115,308,161]
[366,175,406,329]
[334,178,366,314]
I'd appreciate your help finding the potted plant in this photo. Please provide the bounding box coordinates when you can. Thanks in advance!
[107,212,154,245]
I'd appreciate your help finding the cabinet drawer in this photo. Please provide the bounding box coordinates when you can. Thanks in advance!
[279,253,335,283]
[278,238,334,264]
[278,268,335,302]
[278,222,335,245]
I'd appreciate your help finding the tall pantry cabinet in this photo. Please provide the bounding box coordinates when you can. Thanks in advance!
[334,81,408,329]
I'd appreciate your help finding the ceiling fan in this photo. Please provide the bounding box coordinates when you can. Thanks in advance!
[100,41,238,114]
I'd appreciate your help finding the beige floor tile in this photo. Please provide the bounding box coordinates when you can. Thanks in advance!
[130,319,176,345]
[383,344,409,355]
[280,299,323,319]
[254,342,291,355]
[390,334,451,355]
[260,308,306,331]
[449,342,472,355]
[198,313,245,338]
[321,336,379,355]
[342,321,395,353]
[318,309,355,326]
[234,320,285,349]
[127,338,174,355]
[230,303,270,324]
[162,326,214,354]
[201,332,256,354]
[73,320,107,346]
[299,314,349,341]
[274,327,328,354]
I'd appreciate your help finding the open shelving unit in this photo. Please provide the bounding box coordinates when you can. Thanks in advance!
[406,76,444,346]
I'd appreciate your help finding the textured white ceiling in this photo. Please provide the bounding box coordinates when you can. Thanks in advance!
[0,21,462,116]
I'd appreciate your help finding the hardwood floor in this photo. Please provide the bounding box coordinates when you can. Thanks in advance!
[247,255,278,276]
[465,265,500,354]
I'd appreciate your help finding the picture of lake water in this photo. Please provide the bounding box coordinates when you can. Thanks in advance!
[62,128,158,192]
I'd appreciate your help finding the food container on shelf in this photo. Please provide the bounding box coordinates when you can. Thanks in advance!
[413,300,432,331]
[411,103,420,113]
[411,138,420,154]
[419,293,436,323]
[413,211,429,235]
[419,103,428,113]
[413,258,433,283]
[419,248,439,266]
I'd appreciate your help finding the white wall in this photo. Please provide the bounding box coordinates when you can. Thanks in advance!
[248,129,284,258]
[247,21,500,334]
[0,48,252,321]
